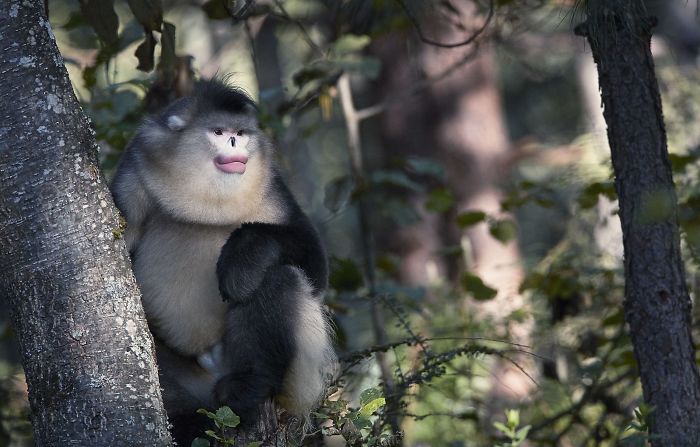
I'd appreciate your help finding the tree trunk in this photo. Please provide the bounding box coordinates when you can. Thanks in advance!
[577,1,700,445]
[374,1,532,402]
[0,2,171,445]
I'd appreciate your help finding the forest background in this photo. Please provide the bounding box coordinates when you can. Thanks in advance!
[3,0,700,446]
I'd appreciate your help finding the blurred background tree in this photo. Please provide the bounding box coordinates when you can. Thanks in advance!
[3,0,700,445]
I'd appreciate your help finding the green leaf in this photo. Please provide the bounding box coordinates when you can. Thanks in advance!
[489,219,517,243]
[350,414,372,430]
[159,22,177,78]
[204,430,222,441]
[461,272,497,301]
[191,438,211,447]
[324,176,355,213]
[292,65,334,88]
[127,0,163,32]
[329,258,364,292]
[505,409,520,427]
[669,153,695,172]
[577,181,616,209]
[456,211,487,228]
[203,0,231,20]
[79,0,119,46]
[359,397,386,418]
[245,442,263,447]
[196,408,216,419]
[425,188,455,213]
[359,387,383,406]
[518,271,544,293]
[332,34,371,54]
[371,170,424,193]
[405,157,446,180]
[493,421,510,434]
[333,56,381,79]
[215,406,240,428]
[515,425,531,440]
[134,31,156,72]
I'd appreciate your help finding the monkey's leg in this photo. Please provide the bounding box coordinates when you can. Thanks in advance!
[215,265,302,425]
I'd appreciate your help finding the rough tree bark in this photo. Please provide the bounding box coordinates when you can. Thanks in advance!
[0,2,172,445]
[577,1,700,445]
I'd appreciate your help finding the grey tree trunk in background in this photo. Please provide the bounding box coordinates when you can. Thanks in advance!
[0,2,172,445]
[577,1,700,445]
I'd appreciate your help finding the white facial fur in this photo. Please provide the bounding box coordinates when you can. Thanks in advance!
[136,110,285,226]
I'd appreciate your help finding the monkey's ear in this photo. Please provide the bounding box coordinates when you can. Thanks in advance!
[243,102,257,115]
[160,97,193,131]
[166,115,187,131]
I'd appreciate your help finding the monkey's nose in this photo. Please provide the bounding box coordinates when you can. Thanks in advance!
[229,137,236,147]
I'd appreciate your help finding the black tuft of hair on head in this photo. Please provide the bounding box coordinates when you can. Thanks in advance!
[193,77,257,115]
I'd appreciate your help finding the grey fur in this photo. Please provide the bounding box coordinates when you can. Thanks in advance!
[111,82,335,441]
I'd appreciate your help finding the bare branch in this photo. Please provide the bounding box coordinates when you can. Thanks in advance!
[395,0,494,49]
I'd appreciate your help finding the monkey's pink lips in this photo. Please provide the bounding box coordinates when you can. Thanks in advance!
[215,155,248,174]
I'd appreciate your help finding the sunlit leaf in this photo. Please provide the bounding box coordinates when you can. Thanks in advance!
[360,387,383,406]
[319,90,333,121]
[332,34,371,54]
[359,397,386,418]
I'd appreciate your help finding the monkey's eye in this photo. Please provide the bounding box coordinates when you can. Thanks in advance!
[213,128,224,136]
[236,130,244,137]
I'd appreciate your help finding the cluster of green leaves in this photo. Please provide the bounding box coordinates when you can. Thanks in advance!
[192,406,261,447]
[313,387,391,446]
[493,410,530,447]
[74,0,173,82]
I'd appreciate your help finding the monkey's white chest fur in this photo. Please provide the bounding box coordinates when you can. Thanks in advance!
[133,217,234,356]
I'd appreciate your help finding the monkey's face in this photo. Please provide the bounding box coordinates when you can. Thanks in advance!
[137,109,281,225]
[172,110,269,181]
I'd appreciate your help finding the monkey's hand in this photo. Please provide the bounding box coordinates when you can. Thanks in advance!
[216,225,282,303]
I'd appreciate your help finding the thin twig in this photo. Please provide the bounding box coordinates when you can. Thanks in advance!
[354,45,479,121]
[338,73,402,438]
[272,0,324,57]
[395,0,495,48]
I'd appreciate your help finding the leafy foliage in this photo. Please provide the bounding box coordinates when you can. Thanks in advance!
[3,1,699,446]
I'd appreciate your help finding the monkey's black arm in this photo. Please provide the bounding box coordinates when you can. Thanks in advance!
[214,215,328,424]
[216,215,327,303]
